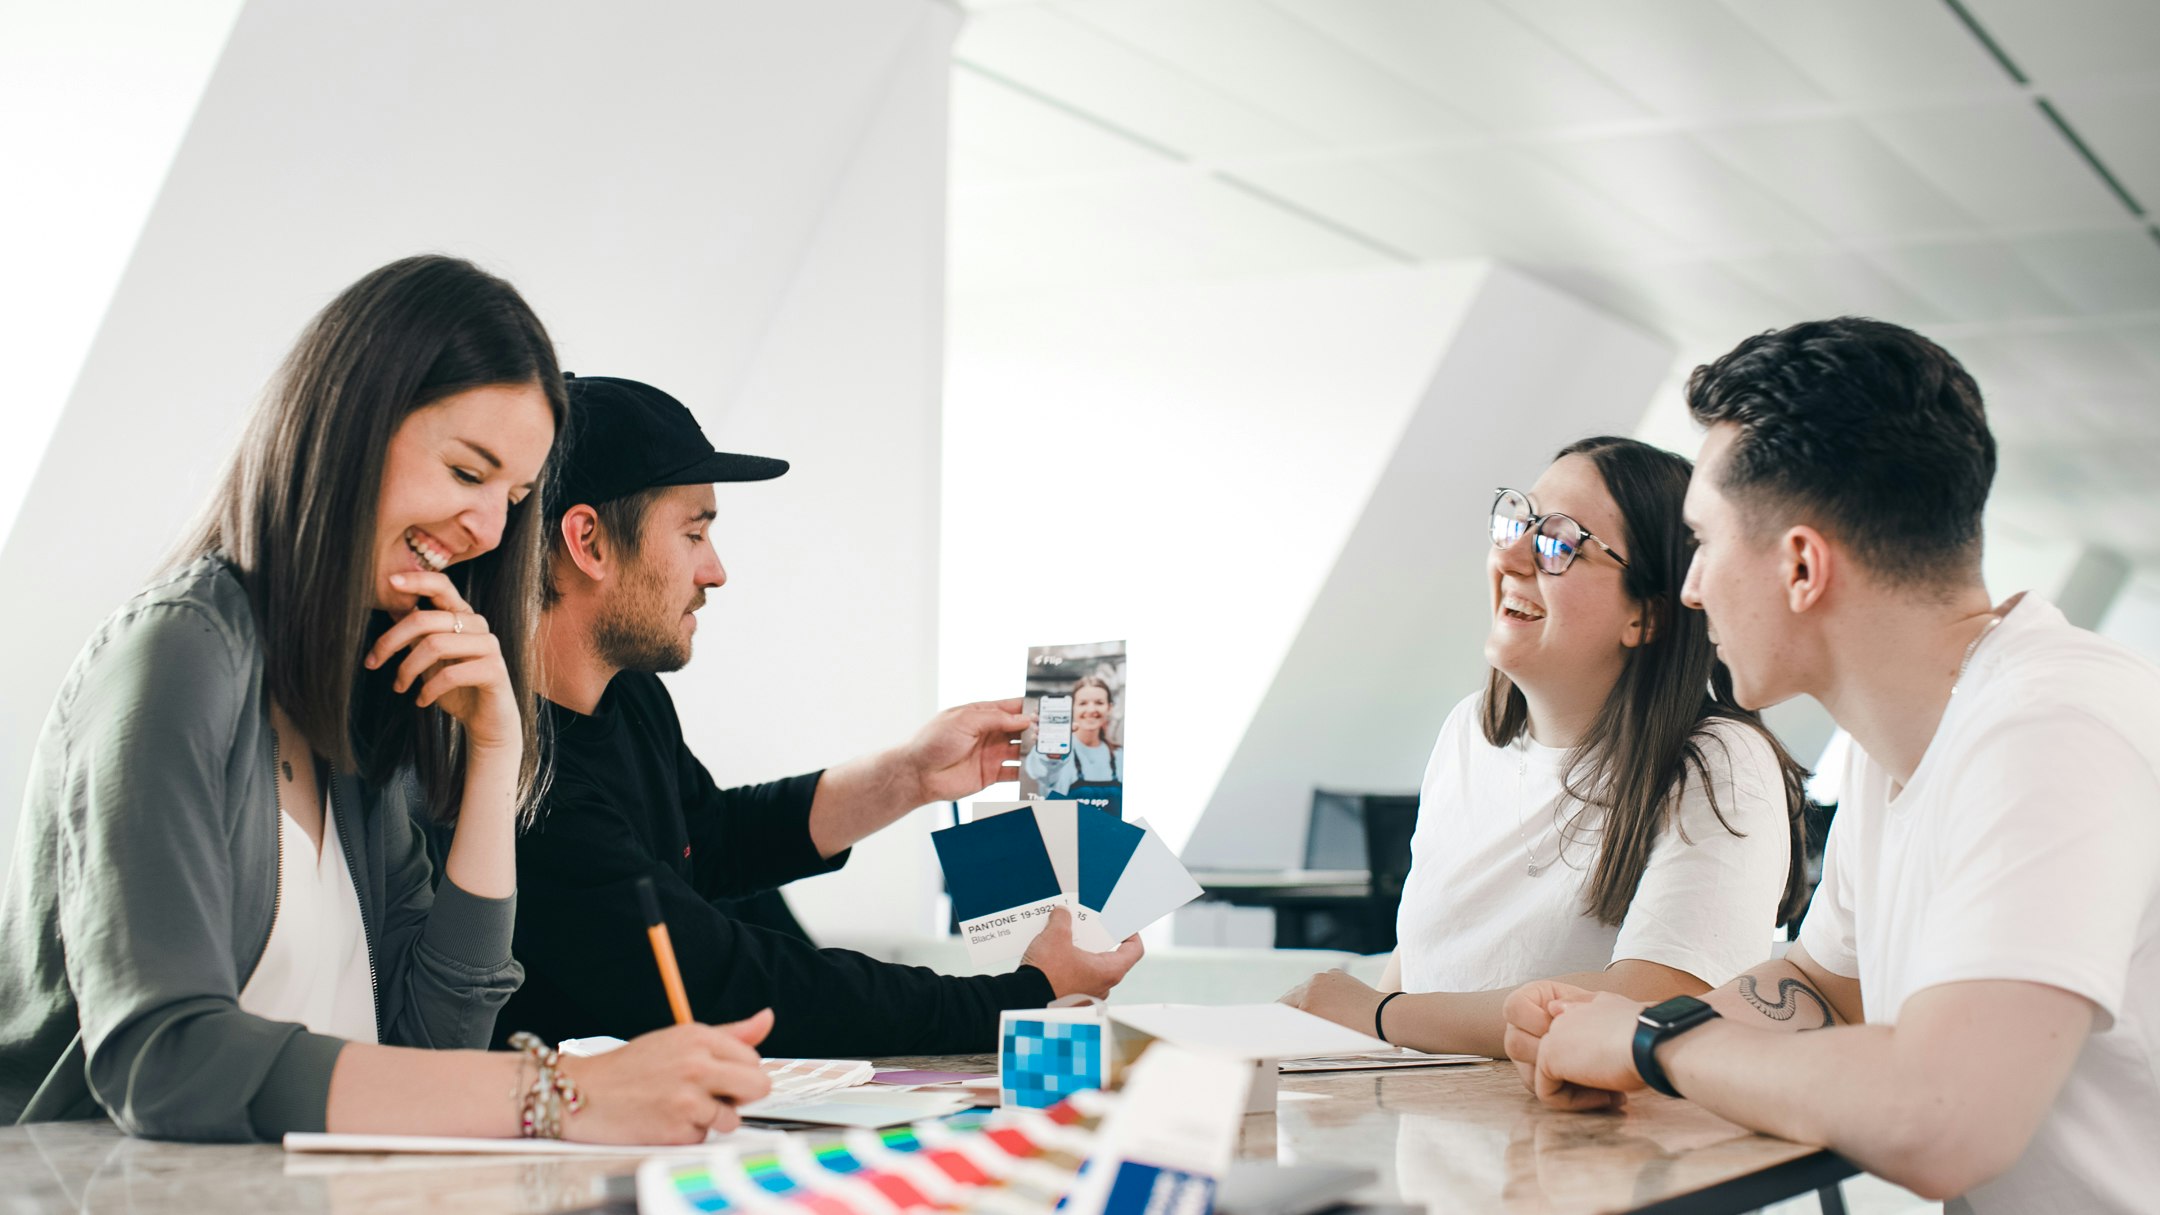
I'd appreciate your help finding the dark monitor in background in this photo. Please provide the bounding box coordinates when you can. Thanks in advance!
[1305,789,1371,870]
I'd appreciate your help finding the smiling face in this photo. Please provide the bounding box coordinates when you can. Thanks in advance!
[593,483,726,673]
[1073,683,1113,743]
[372,382,555,613]
[1681,424,1803,711]
[1483,454,1642,704]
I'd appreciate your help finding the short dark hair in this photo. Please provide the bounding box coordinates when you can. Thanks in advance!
[181,254,566,824]
[541,486,665,608]
[1686,317,1995,587]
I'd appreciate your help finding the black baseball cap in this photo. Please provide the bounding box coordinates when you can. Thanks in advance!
[552,374,788,514]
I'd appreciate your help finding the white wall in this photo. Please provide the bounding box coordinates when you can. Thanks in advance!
[1181,266,1675,871]
[0,0,244,548]
[0,0,961,940]
[940,262,1494,860]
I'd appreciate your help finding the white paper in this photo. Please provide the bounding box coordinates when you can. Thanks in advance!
[283,1128,781,1156]
[749,1088,974,1128]
[958,892,1069,965]
[1095,820,1203,942]
[740,1058,877,1115]
[1109,1003,1387,1061]
[1279,1048,1485,1073]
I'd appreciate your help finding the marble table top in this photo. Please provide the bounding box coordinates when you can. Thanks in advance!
[0,1054,1846,1214]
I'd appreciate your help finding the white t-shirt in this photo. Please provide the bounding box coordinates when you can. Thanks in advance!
[237,792,379,1044]
[1798,595,2160,1215]
[1396,692,1791,994]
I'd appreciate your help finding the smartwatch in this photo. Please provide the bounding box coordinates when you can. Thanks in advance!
[1632,995,1719,1098]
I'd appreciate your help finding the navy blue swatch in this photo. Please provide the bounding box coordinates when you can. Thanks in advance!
[932,808,1063,922]
[1076,804,1145,911]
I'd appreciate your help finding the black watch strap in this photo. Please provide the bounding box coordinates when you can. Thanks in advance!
[1633,996,1718,1098]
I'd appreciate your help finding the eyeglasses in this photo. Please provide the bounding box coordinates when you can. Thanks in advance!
[1489,488,1629,575]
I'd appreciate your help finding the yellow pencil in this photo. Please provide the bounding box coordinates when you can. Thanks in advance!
[635,876,694,1025]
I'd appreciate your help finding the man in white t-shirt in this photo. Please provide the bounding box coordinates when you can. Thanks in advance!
[1502,317,2160,1214]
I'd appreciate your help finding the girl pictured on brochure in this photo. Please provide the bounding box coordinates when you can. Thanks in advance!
[1283,436,1810,1058]
[1020,641,1128,819]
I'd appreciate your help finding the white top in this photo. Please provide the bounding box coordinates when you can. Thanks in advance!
[237,791,379,1044]
[1397,693,1791,994]
[1798,595,2160,1215]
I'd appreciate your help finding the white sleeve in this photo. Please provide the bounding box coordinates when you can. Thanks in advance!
[1889,711,2160,1028]
[1796,792,1862,980]
[1610,721,1793,986]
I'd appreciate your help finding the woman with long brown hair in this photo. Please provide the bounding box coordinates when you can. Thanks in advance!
[1285,436,1808,1058]
[0,256,771,1143]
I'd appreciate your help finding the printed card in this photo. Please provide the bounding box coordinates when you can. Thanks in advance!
[1095,818,1204,943]
[970,800,1118,951]
[931,809,1067,965]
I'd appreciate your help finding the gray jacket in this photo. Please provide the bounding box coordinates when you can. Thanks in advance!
[0,556,522,1141]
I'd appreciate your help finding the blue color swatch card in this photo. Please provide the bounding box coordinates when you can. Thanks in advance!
[1075,804,1145,912]
[932,807,1067,964]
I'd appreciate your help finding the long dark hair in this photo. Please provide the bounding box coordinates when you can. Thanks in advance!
[178,254,567,823]
[1481,436,1809,926]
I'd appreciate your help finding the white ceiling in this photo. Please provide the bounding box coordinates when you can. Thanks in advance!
[947,0,2160,565]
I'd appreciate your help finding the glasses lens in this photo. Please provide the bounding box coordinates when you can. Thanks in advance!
[1535,515,1584,574]
[1491,490,1530,548]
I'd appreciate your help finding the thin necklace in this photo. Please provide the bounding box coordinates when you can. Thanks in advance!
[1951,614,2003,696]
[1512,734,1549,878]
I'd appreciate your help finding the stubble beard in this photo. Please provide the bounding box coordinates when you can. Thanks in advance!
[593,561,695,674]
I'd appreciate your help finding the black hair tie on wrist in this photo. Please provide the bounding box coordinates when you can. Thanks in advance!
[1374,990,1407,1044]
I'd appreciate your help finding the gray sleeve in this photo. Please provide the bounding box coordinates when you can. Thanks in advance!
[370,784,522,1049]
[54,603,344,1142]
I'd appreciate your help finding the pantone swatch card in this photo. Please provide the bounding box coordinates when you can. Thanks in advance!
[1075,805,1145,913]
[971,801,1118,952]
[1095,818,1204,943]
[932,808,1068,965]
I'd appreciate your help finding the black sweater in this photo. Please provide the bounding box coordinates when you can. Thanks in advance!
[494,672,1054,1057]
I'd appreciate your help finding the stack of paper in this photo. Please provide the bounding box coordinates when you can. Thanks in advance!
[931,801,1202,965]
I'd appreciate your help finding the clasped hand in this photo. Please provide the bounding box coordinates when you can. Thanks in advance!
[1502,981,1651,1111]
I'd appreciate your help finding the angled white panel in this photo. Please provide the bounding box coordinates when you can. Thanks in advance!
[1532,132,1825,252]
[1864,100,2128,229]
[1064,0,1481,145]
[1720,0,2017,101]
[1505,0,1832,119]
[1699,117,1981,239]
[956,6,1322,158]
[0,0,958,865]
[1959,0,2160,83]
[1268,0,1653,133]
[1867,239,2076,322]
[1383,146,1684,263]
[950,68,1166,184]
[1181,266,1674,870]
[2010,229,2160,315]
[1228,159,1502,260]
[1724,249,1952,325]
[950,172,1393,295]
[2047,84,2160,213]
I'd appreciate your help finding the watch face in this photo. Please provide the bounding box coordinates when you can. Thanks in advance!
[1641,995,1713,1028]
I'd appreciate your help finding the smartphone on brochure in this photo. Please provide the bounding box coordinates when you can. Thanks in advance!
[1036,695,1072,757]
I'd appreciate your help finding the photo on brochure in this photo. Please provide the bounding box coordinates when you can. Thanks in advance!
[1019,640,1126,819]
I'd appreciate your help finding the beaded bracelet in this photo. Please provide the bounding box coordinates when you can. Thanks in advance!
[508,1031,584,1139]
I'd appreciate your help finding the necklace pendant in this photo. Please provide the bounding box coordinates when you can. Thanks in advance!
[1526,861,1543,878]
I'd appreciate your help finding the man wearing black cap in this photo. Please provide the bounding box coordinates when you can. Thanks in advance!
[493,375,1143,1057]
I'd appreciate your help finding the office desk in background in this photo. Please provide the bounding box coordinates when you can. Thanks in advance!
[1192,869,1374,949]
[0,1055,1856,1215]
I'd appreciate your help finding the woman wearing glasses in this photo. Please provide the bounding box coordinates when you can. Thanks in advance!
[1283,436,1808,1058]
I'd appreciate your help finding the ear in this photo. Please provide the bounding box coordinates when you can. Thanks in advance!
[1621,597,1662,650]
[1783,525,1832,615]
[558,505,609,583]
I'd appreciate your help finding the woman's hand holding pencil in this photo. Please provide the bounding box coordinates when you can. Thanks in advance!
[553,874,774,1144]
